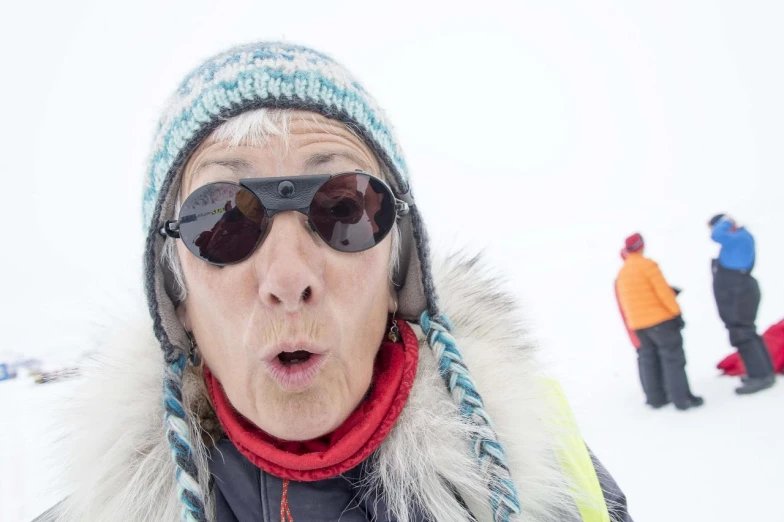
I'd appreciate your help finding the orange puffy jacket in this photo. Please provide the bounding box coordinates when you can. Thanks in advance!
[616,253,681,331]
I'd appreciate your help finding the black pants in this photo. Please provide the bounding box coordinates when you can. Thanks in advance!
[712,260,774,379]
[635,318,694,407]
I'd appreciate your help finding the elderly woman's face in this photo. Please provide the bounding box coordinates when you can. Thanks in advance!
[178,112,395,441]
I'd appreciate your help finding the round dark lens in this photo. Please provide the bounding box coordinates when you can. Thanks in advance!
[178,183,267,264]
[309,173,395,252]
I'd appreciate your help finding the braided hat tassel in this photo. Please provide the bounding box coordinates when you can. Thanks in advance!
[163,355,208,522]
[420,312,523,522]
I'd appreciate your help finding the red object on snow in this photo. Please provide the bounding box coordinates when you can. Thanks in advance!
[615,279,641,349]
[717,319,784,376]
[616,248,641,349]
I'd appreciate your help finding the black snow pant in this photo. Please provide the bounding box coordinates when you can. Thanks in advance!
[635,318,694,408]
[712,260,774,379]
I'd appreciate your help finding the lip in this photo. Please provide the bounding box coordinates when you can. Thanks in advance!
[263,343,328,392]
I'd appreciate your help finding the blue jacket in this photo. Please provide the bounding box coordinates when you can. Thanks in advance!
[711,220,755,271]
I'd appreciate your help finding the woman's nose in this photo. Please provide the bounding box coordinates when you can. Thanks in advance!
[255,212,325,311]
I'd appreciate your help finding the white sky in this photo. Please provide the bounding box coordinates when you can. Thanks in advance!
[3,0,783,366]
[2,1,784,519]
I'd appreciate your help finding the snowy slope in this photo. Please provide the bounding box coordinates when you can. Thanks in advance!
[0,379,77,522]
[576,367,784,521]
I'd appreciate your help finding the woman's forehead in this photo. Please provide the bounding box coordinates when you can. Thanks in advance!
[181,112,381,194]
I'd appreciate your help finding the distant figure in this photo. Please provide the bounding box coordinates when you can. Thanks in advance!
[709,214,776,394]
[616,248,683,350]
[616,233,703,410]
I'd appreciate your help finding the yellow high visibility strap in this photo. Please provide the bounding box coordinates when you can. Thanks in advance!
[543,379,611,522]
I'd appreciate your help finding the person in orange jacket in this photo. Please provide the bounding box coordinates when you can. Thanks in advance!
[616,248,683,349]
[616,233,703,410]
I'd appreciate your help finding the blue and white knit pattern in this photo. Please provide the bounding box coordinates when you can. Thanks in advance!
[420,312,523,522]
[142,42,409,227]
[164,355,208,522]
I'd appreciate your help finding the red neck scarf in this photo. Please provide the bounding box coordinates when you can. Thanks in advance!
[204,320,419,482]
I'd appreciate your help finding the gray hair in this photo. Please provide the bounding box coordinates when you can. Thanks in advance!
[161,108,401,303]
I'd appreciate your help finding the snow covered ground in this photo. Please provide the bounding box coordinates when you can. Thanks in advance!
[564,352,784,522]
[0,379,78,522]
[3,1,783,521]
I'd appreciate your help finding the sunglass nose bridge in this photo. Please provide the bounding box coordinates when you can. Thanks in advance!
[241,175,331,214]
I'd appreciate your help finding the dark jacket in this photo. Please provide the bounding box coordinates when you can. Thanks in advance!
[210,439,423,522]
[208,438,632,522]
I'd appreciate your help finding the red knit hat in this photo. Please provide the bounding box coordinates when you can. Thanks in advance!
[625,233,644,253]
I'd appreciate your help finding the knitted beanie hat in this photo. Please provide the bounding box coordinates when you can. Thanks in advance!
[708,213,726,227]
[624,233,644,253]
[142,42,521,522]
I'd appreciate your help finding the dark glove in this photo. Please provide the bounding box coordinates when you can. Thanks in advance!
[675,315,685,329]
[671,286,682,296]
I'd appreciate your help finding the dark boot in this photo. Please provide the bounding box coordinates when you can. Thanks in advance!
[675,395,704,411]
[735,375,776,395]
[735,336,774,380]
[646,399,670,409]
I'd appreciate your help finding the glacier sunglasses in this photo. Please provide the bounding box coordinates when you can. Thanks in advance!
[161,171,411,266]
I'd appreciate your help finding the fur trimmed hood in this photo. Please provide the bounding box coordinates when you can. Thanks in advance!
[41,255,588,522]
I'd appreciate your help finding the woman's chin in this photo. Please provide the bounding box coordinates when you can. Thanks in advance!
[262,410,344,441]
[250,389,348,441]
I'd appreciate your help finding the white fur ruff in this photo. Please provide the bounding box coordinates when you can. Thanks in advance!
[40,256,579,522]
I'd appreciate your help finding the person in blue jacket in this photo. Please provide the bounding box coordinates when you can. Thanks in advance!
[709,214,776,394]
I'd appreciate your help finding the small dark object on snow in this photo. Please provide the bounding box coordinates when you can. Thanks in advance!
[735,375,776,395]
[34,368,80,384]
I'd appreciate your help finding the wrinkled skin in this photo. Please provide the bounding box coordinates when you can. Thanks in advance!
[177,112,396,441]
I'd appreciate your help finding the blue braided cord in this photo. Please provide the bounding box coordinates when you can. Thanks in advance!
[493,477,522,522]
[170,353,186,373]
[163,355,208,522]
[431,340,496,428]
[420,312,522,522]
[165,380,186,417]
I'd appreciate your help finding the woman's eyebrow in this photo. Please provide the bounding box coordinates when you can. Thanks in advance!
[193,158,257,176]
[188,153,373,190]
[187,158,256,190]
[303,151,372,173]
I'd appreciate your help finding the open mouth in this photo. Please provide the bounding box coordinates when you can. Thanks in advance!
[277,350,313,365]
[266,348,326,391]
